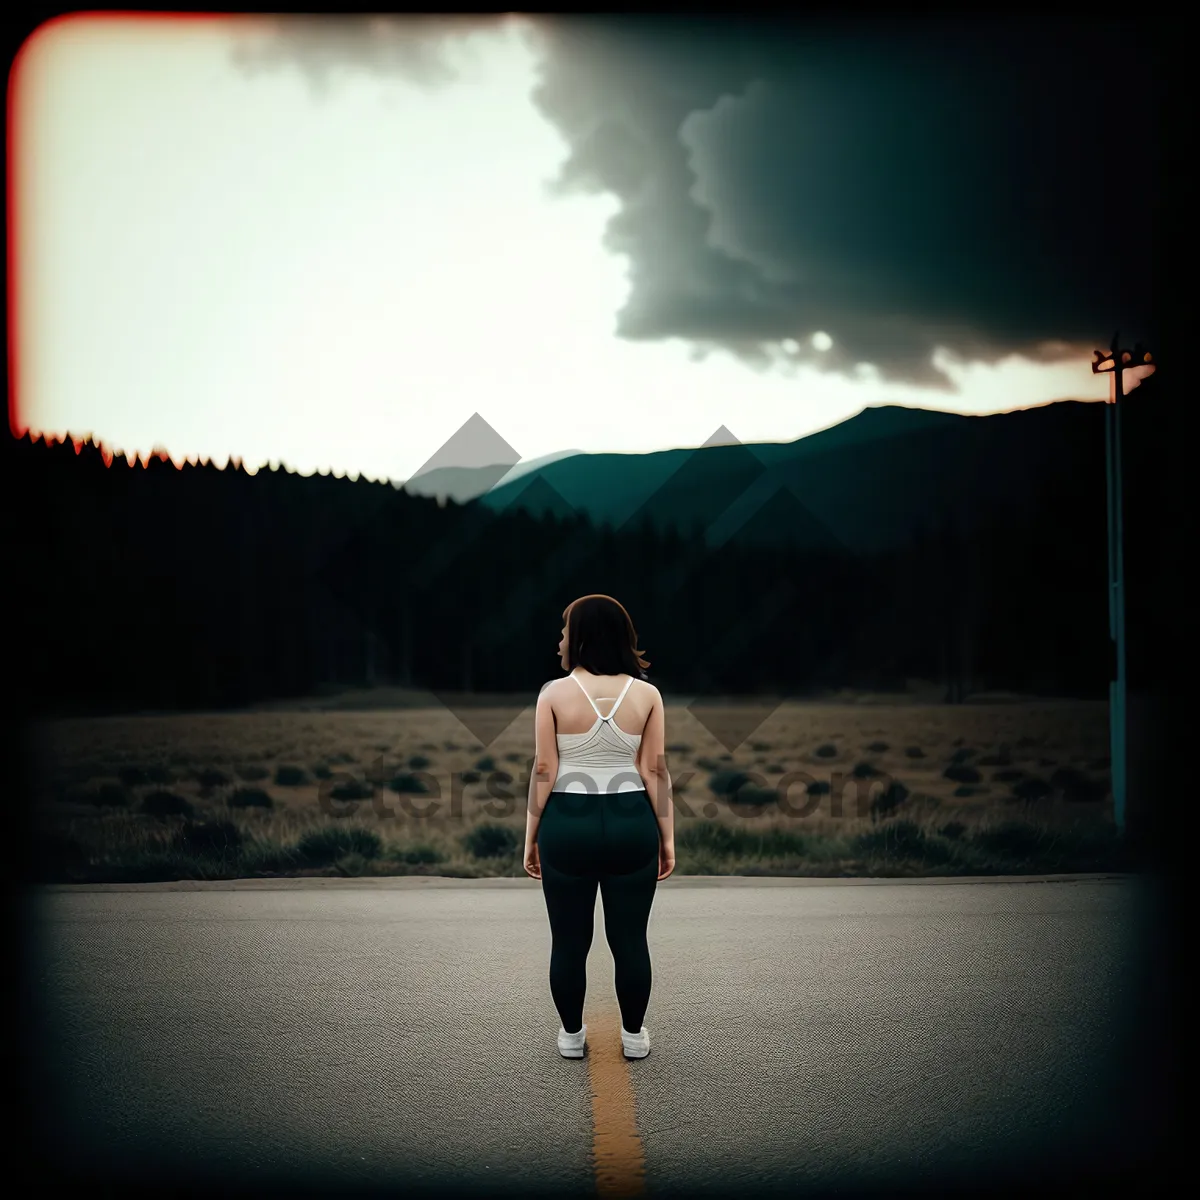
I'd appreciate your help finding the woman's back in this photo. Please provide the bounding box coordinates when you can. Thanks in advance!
[551,670,653,736]
[550,671,652,795]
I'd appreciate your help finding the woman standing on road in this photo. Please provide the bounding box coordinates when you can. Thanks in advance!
[523,594,675,1060]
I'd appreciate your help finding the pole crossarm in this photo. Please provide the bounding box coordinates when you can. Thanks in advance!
[1092,331,1157,399]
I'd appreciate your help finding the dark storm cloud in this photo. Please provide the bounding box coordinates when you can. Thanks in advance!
[530,15,1161,388]
[229,15,1161,389]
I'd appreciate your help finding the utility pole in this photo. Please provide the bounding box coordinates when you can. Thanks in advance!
[1091,331,1156,835]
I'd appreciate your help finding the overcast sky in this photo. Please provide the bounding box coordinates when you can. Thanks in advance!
[11,14,1157,480]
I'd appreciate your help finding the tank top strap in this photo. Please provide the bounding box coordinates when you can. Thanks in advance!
[570,672,605,718]
[604,676,636,721]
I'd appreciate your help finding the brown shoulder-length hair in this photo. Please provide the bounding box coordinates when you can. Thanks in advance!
[563,595,650,680]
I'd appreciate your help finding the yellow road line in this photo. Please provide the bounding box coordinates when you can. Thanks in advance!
[587,1007,647,1197]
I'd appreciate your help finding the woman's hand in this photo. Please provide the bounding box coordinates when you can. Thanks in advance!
[657,840,675,881]
[524,840,542,880]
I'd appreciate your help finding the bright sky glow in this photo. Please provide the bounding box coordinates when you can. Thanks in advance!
[11,15,1111,479]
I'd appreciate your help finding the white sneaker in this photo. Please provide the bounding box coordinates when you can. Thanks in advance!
[621,1024,650,1059]
[557,1023,587,1058]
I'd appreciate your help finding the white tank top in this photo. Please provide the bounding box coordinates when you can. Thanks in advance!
[553,674,644,794]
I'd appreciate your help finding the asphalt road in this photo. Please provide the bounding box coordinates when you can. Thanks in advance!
[22,875,1165,1197]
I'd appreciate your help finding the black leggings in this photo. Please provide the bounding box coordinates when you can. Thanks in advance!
[537,789,661,1035]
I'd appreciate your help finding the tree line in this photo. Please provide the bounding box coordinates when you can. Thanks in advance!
[5,430,1109,717]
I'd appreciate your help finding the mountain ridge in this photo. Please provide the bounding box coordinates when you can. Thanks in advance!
[470,399,1106,554]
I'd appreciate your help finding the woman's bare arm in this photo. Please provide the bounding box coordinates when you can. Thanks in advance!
[525,685,558,850]
[637,686,674,847]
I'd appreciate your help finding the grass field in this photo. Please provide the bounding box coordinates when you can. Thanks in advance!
[27,694,1125,882]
